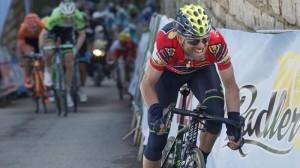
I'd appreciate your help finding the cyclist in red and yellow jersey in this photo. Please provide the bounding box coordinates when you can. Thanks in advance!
[140,4,242,168]
[17,13,44,88]
[108,32,136,65]
[107,32,136,82]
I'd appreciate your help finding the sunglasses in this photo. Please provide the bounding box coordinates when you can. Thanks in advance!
[185,36,210,45]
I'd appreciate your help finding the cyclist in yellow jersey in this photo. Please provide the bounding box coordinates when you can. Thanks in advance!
[39,0,86,107]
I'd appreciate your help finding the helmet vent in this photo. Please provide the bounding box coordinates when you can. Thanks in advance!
[198,19,202,25]
[193,11,199,17]
[199,27,204,34]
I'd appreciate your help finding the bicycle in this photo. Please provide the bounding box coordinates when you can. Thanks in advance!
[44,44,73,117]
[71,53,80,112]
[115,57,125,100]
[161,85,245,168]
[24,52,48,114]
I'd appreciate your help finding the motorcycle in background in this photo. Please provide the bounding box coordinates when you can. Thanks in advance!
[91,39,108,86]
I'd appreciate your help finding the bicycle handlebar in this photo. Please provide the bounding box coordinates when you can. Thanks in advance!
[43,44,74,50]
[167,104,244,128]
[165,103,246,156]
[23,52,43,59]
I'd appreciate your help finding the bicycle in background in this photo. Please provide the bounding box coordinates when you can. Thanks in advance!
[161,85,245,168]
[24,52,48,114]
[44,44,74,117]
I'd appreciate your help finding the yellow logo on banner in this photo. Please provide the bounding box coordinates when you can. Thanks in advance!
[272,51,300,149]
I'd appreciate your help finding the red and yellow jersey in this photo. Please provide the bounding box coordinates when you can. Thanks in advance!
[17,14,44,40]
[110,40,136,60]
[150,22,231,75]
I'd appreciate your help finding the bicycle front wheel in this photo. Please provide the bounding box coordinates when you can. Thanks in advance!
[183,147,205,168]
[161,136,176,168]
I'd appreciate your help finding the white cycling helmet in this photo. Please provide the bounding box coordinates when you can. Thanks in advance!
[59,0,76,16]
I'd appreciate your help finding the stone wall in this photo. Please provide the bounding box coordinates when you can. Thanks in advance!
[159,0,300,31]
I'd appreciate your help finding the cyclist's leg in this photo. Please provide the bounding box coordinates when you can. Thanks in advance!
[188,65,225,163]
[64,51,74,89]
[43,36,55,87]
[22,54,33,88]
[21,40,36,88]
[143,71,188,168]
[77,51,89,102]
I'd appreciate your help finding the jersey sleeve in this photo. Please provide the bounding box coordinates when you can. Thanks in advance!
[149,31,169,71]
[45,9,60,31]
[208,31,231,70]
[74,10,85,30]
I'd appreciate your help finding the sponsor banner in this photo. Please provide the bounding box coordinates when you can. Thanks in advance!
[205,29,300,168]
[168,29,300,168]
[128,32,150,97]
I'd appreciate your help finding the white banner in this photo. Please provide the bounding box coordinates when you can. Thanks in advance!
[206,29,300,168]
[169,29,300,168]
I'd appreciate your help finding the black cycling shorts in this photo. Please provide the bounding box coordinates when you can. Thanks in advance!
[25,38,39,53]
[155,64,223,108]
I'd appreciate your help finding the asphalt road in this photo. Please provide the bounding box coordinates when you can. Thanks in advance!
[0,79,142,168]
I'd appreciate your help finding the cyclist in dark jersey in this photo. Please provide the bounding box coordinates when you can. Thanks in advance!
[140,4,242,168]
[39,0,86,107]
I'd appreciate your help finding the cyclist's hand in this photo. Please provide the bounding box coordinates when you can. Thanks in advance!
[227,136,242,150]
[226,112,243,150]
[148,103,170,135]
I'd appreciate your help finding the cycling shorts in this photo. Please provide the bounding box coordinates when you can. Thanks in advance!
[24,38,39,53]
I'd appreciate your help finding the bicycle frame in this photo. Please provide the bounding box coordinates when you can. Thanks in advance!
[162,85,245,168]
[25,53,48,113]
[162,85,202,168]
[44,44,73,116]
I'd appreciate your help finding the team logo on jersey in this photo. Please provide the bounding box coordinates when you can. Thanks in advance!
[165,48,175,57]
[167,31,177,39]
[209,44,222,55]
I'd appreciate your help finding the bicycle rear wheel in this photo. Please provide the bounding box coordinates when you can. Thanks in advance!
[54,63,68,117]
[182,147,205,168]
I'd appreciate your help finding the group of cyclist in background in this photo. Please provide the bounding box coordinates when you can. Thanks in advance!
[16,0,155,108]
[16,0,245,167]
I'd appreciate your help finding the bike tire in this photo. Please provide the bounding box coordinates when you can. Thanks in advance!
[161,136,176,168]
[37,70,48,113]
[55,63,69,117]
[55,89,62,116]
[182,147,205,168]
[33,71,40,114]
[71,62,79,113]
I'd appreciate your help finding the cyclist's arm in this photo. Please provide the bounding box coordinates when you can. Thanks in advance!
[16,39,26,57]
[16,26,26,57]
[140,62,163,106]
[218,63,240,113]
[38,28,49,49]
[75,29,86,51]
